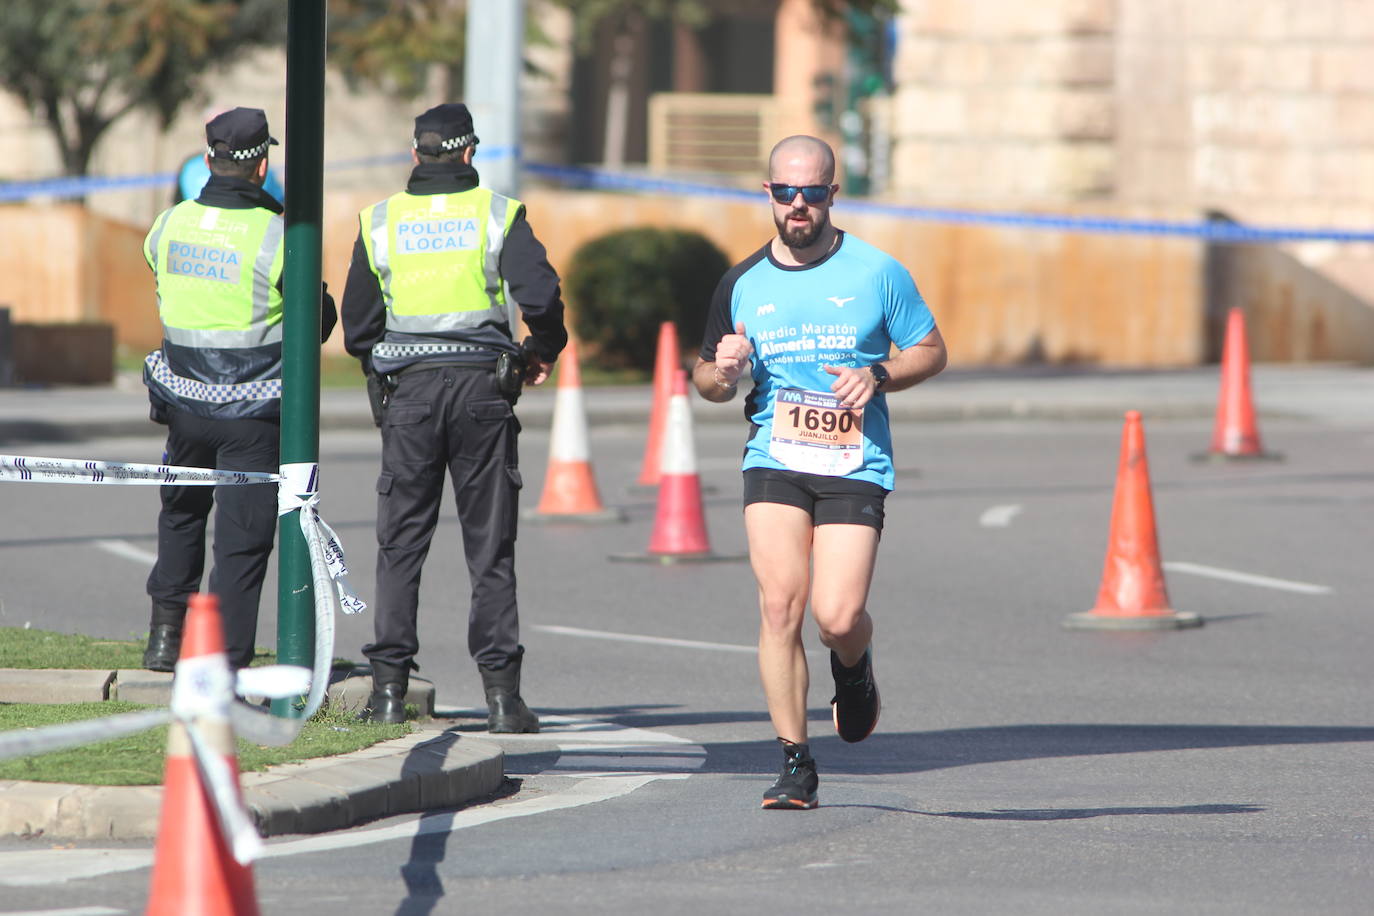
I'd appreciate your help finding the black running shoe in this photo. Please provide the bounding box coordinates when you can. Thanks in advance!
[761,739,818,810]
[831,649,881,743]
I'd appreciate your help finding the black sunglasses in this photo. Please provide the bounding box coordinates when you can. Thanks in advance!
[769,183,833,205]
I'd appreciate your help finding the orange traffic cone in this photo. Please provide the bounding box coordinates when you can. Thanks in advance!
[635,321,680,488]
[147,593,261,916]
[1199,307,1280,461]
[525,337,625,523]
[1065,411,1202,630]
[611,370,745,565]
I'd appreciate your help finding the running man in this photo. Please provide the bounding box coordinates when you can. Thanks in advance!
[693,135,947,809]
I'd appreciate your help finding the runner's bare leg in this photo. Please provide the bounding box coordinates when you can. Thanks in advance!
[746,502,814,744]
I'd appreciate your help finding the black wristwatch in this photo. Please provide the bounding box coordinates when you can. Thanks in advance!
[869,362,890,392]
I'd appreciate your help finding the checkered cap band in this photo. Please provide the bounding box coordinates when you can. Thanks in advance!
[412,133,477,152]
[207,140,271,160]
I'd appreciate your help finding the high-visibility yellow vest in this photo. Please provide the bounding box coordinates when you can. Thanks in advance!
[359,186,520,372]
[142,201,285,417]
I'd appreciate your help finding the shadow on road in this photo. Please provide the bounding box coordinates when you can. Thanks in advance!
[821,802,1265,820]
[696,722,1374,776]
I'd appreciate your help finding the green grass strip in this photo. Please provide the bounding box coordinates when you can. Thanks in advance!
[0,702,410,786]
[0,628,147,670]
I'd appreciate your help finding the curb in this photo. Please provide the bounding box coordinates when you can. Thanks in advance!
[0,724,504,841]
[0,669,505,841]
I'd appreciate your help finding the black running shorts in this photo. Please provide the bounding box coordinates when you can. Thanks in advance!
[742,467,887,530]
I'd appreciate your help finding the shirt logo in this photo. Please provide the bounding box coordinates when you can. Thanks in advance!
[827,296,855,309]
[756,303,776,317]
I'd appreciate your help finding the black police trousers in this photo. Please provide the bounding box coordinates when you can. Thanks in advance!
[146,406,280,669]
[363,364,524,672]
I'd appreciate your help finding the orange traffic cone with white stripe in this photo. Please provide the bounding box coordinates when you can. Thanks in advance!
[634,321,680,489]
[147,592,261,916]
[1065,412,1202,630]
[1197,307,1281,461]
[611,370,745,564]
[526,337,625,523]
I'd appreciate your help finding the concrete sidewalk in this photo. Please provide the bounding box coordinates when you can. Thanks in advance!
[0,363,1370,446]
[0,669,505,841]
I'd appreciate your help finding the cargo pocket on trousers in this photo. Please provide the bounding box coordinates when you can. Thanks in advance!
[384,401,431,428]
[375,471,396,539]
[466,398,514,424]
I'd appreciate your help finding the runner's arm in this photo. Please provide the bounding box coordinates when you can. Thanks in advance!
[826,326,947,407]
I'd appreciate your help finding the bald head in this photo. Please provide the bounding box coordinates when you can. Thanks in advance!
[767,135,835,184]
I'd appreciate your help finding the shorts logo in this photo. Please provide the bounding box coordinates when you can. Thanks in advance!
[827,296,855,309]
[861,505,877,516]
[756,303,776,317]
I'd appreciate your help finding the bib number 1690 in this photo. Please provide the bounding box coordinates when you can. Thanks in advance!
[786,405,858,435]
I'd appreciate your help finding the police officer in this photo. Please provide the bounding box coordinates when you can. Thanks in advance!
[342,103,567,731]
[142,107,337,672]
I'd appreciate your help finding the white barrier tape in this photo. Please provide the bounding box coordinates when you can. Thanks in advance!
[277,463,367,720]
[0,454,281,486]
[236,665,313,699]
[230,666,314,746]
[184,720,263,864]
[229,703,305,747]
[171,653,235,722]
[0,709,171,761]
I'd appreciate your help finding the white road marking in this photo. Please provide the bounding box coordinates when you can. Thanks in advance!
[1163,561,1333,595]
[534,623,825,657]
[535,624,755,654]
[979,504,1023,528]
[0,716,702,887]
[93,539,157,567]
[5,909,124,916]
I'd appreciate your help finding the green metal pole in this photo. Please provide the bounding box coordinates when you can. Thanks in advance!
[274,0,326,718]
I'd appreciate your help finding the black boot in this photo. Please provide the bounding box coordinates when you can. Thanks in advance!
[142,624,182,672]
[143,602,186,672]
[360,661,409,724]
[480,654,539,734]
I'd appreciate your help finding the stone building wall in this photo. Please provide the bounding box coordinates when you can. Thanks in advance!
[890,0,1374,229]
[889,0,1118,205]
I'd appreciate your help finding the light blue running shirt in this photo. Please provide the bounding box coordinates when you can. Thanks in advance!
[700,232,935,490]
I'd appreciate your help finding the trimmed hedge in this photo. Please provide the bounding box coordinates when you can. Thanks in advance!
[564,227,729,372]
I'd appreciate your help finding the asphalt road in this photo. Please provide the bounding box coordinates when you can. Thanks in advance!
[0,409,1371,915]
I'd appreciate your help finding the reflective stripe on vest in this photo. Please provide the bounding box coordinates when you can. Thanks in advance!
[360,187,520,336]
[146,202,284,348]
[144,350,282,404]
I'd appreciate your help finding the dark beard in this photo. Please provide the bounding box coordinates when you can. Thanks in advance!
[776,209,827,250]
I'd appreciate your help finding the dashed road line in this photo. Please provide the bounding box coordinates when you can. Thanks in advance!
[94,539,156,566]
[978,504,1023,528]
[1163,561,1333,595]
[534,623,824,657]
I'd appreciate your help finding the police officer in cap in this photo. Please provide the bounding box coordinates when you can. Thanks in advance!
[142,106,337,671]
[342,103,567,731]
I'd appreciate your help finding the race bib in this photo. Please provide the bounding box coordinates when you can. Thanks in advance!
[768,388,864,476]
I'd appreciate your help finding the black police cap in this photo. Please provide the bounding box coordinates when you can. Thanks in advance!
[205,107,278,160]
[413,103,480,154]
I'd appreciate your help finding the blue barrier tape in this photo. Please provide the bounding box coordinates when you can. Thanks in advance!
[0,146,518,203]
[524,163,1374,244]
[4,156,1371,244]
